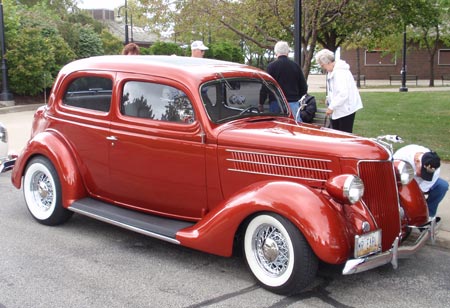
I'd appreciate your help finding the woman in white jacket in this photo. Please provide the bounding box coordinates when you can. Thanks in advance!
[315,49,363,133]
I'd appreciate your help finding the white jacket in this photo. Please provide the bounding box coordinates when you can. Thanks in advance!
[327,60,363,119]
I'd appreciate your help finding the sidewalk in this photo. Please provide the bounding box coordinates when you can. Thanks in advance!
[1,82,449,249]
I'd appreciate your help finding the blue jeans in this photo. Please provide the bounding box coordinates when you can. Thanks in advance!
[426,178,449,217]
[269,101,281,113]
[289,102,302,122]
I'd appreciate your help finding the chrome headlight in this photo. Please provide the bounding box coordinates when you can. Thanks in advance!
[326,174,365,204]
[394,160,414,185]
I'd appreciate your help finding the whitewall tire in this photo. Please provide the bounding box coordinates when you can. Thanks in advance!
[23,157,72,225]
[243,213,318,295]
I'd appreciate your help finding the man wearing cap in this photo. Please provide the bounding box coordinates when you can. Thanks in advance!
[394,144,449,217]
[191,40,208,58]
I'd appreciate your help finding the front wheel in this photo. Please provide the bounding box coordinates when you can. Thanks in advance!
[23,156,73,226]
[243,213,318,295]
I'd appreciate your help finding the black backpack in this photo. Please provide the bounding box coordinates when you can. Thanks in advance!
[299,94,317,123]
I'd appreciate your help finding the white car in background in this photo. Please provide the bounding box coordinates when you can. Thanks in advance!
[0,122,15,172]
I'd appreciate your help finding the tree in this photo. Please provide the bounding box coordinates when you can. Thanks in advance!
[149,41,183,55]
[406,0,450,86]
[100,29,123,55]
[207,42,244,63]
[4,1,75,95]
[135,0,354,78]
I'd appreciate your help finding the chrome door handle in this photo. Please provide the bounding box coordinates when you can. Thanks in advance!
[106,136,118,141]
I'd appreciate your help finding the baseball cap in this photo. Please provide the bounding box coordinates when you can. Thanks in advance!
[191,41,209,51]
[421,151,440,181]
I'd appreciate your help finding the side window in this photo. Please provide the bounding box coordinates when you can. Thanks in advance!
[121,81,195,124]
[63,76,112,112]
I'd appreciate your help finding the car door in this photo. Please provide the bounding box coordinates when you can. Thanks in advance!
[107,73,207,220]
[57,73,113,197]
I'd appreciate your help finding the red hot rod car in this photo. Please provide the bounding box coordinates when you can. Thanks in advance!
[11,56,439,295]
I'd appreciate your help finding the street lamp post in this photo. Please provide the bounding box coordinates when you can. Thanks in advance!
[0,0,14,106]
[399,24,408,92]
[117,0,129,45]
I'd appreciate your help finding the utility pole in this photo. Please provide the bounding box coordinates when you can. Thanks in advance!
[294,0,302,67]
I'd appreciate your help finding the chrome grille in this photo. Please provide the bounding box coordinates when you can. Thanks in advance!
[226,149,332,183]
[358,161,400,251]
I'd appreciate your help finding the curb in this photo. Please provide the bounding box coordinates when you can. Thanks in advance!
[435,230,450,250]
[0,104,44,114]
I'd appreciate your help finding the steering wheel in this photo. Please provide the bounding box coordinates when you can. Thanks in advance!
[239,106,260,115]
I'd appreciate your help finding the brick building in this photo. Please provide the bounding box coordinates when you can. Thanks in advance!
[341,42,450,81]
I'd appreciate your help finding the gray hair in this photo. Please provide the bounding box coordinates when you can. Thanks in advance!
[274,41,290,56]
[315,49,335,65]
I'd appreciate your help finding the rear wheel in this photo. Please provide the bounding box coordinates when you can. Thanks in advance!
[243,213,318,295]
[23,157,73,225]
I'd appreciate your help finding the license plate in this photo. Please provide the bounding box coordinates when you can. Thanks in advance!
[354,230,381,258]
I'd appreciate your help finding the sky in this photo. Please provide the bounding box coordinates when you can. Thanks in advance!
[77,0,125,10]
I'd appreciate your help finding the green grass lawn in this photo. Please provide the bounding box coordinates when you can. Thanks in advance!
[310,91,450,161]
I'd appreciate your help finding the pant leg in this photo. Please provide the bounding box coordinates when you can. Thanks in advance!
[426,177,449,216]
[331,112,355,133]
[269,101,281,113]
[289,102,301,122]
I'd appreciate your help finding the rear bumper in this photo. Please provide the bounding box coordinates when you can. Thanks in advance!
[0,155,16,173]
[343,216,440,275]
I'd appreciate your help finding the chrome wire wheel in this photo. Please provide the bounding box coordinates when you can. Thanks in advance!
[243,212,318,295]
[244,214,295,288]
[253,224,290,278]
[23,157,72,225]
[24,162,56,220]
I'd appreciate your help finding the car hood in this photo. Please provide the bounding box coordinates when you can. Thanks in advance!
[216,119,390,161]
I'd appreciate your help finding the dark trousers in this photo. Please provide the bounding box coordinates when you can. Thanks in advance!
[331,112,356,133]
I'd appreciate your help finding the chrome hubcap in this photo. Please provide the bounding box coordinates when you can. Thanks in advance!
[254,224,289,277]
[31,171,54,211]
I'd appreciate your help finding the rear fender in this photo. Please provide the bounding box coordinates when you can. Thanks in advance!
[177,180,351,263]
[398,180,429,226]
[11,131,87,208]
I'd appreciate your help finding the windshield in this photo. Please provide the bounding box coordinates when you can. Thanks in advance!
[200,78,289,123]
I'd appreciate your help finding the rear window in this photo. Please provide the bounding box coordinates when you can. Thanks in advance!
[63,76,113,112]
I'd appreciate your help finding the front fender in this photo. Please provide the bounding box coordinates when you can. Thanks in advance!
[177,180,351,263]
[11,131,87,208]
[398,180,428,226]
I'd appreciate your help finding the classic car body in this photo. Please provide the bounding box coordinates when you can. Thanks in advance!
[0,122,15,173]
[11,56,439,294]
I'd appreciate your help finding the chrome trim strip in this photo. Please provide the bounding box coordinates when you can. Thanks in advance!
[226,149,332,163]
[225,149,332,181]
[227,168,328,182]
[343,216,440,275]
[69,207,181,245]
[226,158,332,173]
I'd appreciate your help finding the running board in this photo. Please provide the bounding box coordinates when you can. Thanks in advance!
[69,198,195,244]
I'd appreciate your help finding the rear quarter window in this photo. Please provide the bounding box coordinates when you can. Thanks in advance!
[63,76,113,112]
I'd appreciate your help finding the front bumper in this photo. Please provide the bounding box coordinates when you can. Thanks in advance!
[0,155,16,173]
[343,216,440,275]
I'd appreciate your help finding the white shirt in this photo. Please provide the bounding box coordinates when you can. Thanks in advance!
[393,144,440,192]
